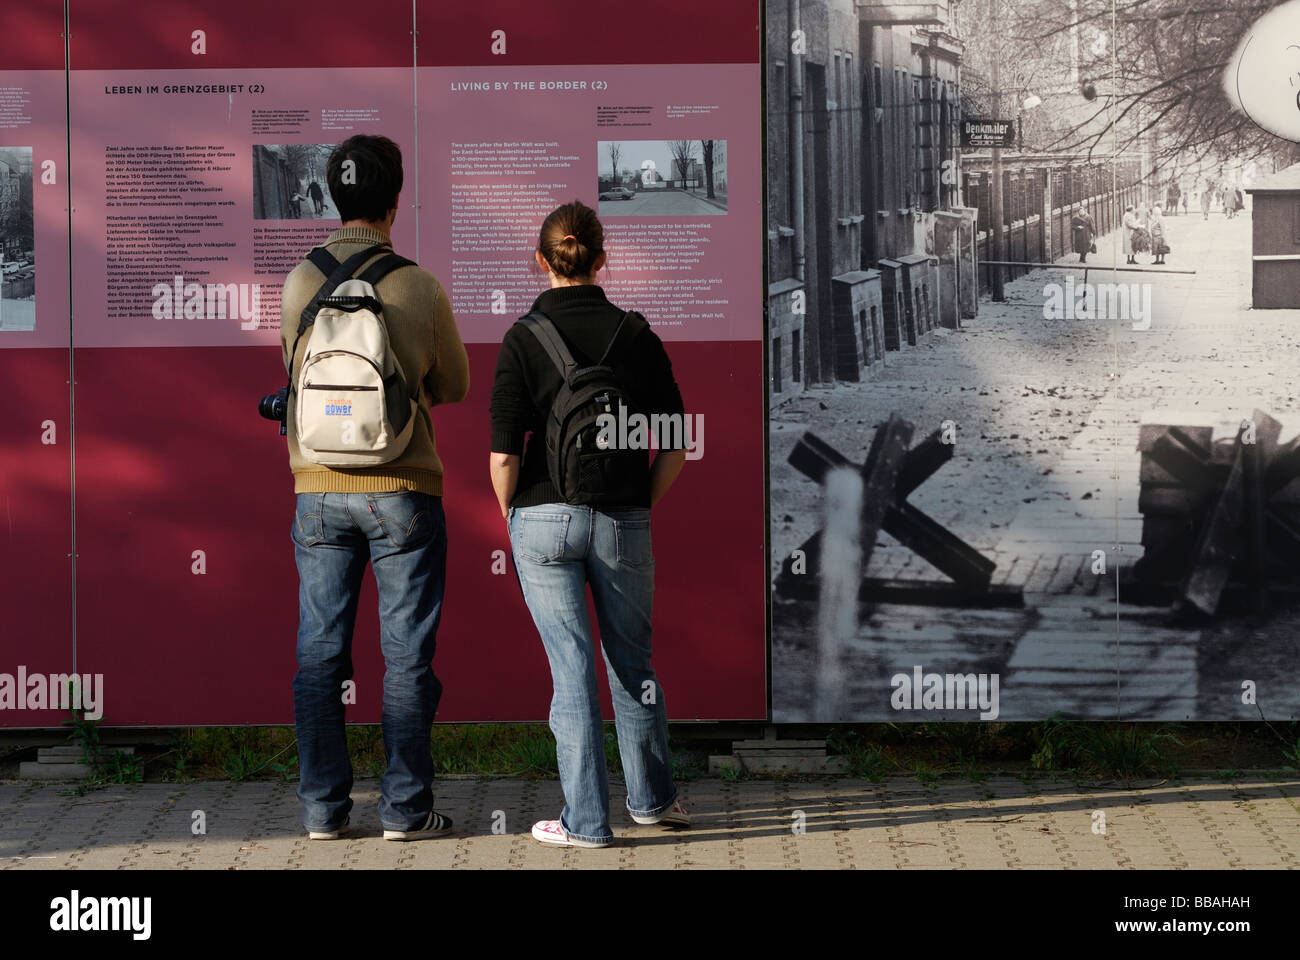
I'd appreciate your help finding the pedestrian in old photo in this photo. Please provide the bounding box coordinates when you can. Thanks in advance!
[1165,179,1180,215]
[1201,179,1213,219]
[1071,207,1096,264]
[1149,204,1168,264]
[1123,204,1144,264]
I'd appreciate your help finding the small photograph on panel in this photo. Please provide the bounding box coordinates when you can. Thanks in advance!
[252,144,338,220]
[0,147,35,333]
[766,0,1300,723]
[596,139,728,216]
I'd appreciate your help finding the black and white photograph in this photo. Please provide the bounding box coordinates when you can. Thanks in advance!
[596,139,728,216]
[767,0,1300,723]
[252,143,338,220]
[0,147,35,333]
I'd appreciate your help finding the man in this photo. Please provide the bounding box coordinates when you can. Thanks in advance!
[279,135,469,841]
[308,179,324,216]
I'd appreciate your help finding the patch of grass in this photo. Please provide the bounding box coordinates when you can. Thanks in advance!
[670,754,705,783]
[59,715,144,796]
[913,762,939,788]
[719,763,746,782]
[604,730,621,774]
[1283,737,1300,772]
[846,744,893,783]
[498,732,560,778]
[1031,719,1185,780]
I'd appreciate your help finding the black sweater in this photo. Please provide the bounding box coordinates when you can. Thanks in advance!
[489,284,686,508]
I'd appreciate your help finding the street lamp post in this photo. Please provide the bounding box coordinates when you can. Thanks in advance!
[989,0,1005,301]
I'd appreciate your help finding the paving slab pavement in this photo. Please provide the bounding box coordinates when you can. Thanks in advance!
[1,775,1295,869]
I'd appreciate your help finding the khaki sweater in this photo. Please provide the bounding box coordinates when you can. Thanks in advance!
[279,227,469,495]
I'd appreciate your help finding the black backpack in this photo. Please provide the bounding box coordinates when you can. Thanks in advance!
[520,309,650,504]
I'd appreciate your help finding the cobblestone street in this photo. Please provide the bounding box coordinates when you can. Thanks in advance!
[771,205,1300,721]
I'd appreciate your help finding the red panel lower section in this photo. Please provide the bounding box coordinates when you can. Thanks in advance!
[68,341,765,724]
[0,350,74,727]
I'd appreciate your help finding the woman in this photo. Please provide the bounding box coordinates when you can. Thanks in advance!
[1201,180,1213,220]
[1122,204,1143,264]
[1149,204,1168,264]
[489,200,690,848]
[1071,207,1096,264]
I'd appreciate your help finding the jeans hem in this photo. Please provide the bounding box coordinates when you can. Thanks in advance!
[626,789,678,819]
[564,828,615,846]
[560,816,614,846]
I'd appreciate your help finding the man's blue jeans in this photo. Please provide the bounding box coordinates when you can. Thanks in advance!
[508,503,677,845]
[292,490,446,832]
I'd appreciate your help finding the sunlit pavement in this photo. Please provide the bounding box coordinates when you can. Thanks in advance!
[0,774,1296,868]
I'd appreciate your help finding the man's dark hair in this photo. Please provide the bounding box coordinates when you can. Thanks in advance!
[326,135,404,223]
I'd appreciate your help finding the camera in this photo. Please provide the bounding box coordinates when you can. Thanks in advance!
[259,386,289,436]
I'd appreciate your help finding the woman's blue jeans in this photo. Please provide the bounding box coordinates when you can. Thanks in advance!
[508,503,677,845]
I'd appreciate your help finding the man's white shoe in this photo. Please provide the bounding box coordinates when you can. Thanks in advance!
[630,800,691,827]
[307,816,350,840]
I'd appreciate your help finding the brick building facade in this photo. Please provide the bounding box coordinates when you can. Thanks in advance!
[766,0,971,396]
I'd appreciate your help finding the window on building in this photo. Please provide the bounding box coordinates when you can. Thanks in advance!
[791,329,801,382]
[772,336,782,392]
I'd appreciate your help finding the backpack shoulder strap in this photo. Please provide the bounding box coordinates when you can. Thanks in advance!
[296,243,389,337]
[286,243,389,390]
[519,311,577,378]
[597,309,647,365]
[355,252,417,289]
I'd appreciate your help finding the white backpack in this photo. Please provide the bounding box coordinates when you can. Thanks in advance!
[287,244,418,467]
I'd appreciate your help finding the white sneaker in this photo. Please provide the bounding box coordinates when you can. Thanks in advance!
[631,800,691,827]
[530,819,608,848]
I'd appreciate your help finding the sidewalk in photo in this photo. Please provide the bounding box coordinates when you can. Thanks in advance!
[1,775,1295,869]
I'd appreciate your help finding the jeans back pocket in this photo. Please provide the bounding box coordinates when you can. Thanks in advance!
[512,511,571,563]
[613,513,653,569]
[368,491,438,549]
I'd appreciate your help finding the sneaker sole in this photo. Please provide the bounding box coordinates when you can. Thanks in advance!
[307,818,350,840]
[630,812,691,827]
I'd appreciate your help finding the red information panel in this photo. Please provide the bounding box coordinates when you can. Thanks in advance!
[0,0,75,727]
[52,0,764,725]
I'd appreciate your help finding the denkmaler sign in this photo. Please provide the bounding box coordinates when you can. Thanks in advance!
[961,118,1015,149]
